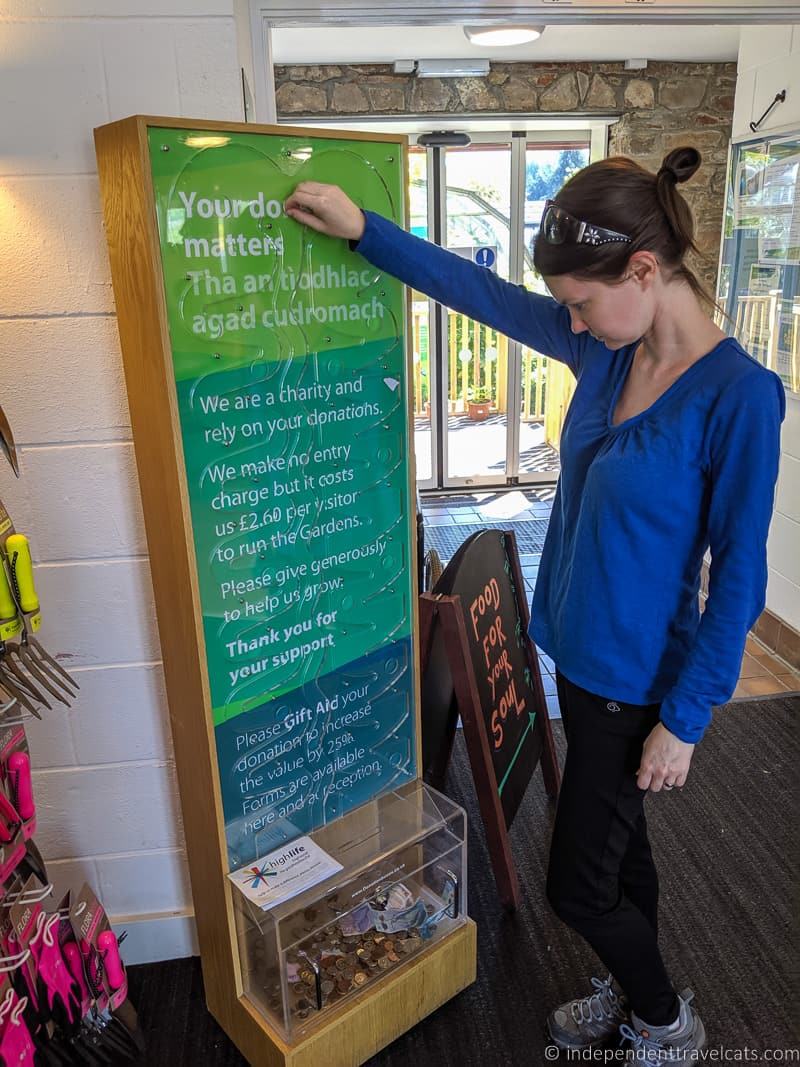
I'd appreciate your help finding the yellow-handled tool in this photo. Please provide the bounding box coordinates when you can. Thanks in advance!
[0,557,18,624]
[5,534,39,614]
[0,558,43,715]
[4,533,78,703]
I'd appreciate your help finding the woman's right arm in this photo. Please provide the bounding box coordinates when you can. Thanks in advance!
[284,182,588,373]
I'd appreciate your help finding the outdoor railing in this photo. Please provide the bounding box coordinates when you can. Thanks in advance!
[716,290,800,392]
[412,305,555,420]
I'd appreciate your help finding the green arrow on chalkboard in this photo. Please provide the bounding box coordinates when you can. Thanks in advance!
[497,710,537,797]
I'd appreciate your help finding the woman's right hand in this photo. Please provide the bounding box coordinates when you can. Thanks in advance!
[284,182,366,242]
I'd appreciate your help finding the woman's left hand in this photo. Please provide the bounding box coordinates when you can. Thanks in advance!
[637,722,695,792]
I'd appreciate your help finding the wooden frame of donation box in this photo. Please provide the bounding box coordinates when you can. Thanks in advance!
[94,116,476,1067]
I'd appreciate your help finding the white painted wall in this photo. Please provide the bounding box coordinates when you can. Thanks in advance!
[0,0,243,963]
[733,25,800,633]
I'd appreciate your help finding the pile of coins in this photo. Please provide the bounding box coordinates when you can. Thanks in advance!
[248,894,432,1025]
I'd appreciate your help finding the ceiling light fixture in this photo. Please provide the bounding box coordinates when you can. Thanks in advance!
[464,25,544,47]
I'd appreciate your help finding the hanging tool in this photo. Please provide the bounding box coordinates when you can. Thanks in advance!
[0,565,51,716]
[0,667,44,720]
[3,535,78,708]
[0,407,19,479]
[0,987,36,1066]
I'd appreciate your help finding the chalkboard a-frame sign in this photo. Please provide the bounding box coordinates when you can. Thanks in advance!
[419,529,561,910]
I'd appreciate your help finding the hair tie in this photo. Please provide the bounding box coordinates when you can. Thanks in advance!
[657,165,678,184]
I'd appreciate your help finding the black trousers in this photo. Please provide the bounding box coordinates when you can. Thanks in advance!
[547,671,681,1026]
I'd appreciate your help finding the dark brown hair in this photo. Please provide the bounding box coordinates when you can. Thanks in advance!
[533,147,714,307]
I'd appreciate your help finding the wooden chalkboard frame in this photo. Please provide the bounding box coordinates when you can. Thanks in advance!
[419,530,560,911]
[94,115,476,1067]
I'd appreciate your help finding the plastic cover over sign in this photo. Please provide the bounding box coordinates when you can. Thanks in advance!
[147,127,417,870]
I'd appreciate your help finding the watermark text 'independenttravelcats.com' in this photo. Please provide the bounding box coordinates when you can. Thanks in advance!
[544,1046,800,1062]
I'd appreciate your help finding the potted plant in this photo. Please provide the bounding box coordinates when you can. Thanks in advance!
[467,387,492,421]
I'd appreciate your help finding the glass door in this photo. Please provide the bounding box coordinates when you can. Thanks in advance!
[444,140,513,484]
[409,128,601,491]
[717,134,800,396]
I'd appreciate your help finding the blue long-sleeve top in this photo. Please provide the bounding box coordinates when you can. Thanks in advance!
[354,209,785,743]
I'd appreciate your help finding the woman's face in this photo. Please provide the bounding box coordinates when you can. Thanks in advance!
[545,273,654,349]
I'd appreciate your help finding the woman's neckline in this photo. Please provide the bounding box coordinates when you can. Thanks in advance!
[607,335,732,433]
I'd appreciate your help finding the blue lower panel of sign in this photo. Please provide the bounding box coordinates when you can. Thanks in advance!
[216,635,416,869]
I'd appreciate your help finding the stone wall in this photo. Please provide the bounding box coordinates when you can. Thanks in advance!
[274,61,736,292]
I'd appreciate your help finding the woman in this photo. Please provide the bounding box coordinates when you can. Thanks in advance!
[285,147,784,1061]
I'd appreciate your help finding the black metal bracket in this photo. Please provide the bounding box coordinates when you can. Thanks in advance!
[750,90,787,133]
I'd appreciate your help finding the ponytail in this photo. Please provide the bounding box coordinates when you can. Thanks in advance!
[655,146,701,258]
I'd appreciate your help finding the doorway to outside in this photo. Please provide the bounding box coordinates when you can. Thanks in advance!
[408,126,604,492]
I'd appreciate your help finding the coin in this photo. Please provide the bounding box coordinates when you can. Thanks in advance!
[353,972,367,986]
[378,957,390,970]
[373,933,385,944]
[335,958,347,971]
[321,980,334,995]
[383,940,394,952]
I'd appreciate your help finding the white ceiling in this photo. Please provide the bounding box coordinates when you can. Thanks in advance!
[271,23,743,64]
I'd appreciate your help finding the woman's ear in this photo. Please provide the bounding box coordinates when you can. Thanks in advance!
[624,251,659,289]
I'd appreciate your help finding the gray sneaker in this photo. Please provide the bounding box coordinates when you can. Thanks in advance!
[620,987,707,1062]
[547,973,629,1050]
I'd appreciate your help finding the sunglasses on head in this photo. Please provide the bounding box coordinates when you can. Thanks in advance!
[540,199,632,247]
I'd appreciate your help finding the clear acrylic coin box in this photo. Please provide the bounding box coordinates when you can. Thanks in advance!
[232,780,467,1040]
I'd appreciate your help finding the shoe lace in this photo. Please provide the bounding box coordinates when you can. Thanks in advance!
[571,974,626,1025]
[619,1022,677,1060]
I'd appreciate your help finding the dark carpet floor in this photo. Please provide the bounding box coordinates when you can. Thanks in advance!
[127,694,800,1065]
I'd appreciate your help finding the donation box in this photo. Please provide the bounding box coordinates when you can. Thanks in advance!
[94,116,476,1067]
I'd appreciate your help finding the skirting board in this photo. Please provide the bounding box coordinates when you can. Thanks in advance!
[111,910,199,965]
